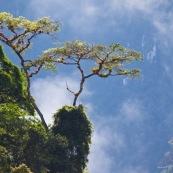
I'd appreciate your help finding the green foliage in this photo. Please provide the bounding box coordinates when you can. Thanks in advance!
[51,105,93,173]
[19,122,49,172]
[0,103,38,168]
[0,12,60,32]
[43,134,70,173]
[0,146,33,173]
[0,103,71,173]
[0,103,92,173]
[0,145,11,173]
[0,45,34,115]
[21,125,69,173]
[0,12,61,54]
[11,164,32,173]
[0,46,92,173]
[41,40,143,78]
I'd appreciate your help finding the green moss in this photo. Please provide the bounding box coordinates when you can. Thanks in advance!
[0,45,34,115]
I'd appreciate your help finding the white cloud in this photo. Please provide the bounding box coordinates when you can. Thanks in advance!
[153,15,173,47]
[120,166,149,173]
[31,74,124,173]
[88,131,114,173]
[108,0,157,15]
[88,116,125,173]
[27,0,173,46]
[123,78,126,85]
[112,0,173,47]
[120,99,145,122]
[30,73,148,173]
[163,63,173,86]
[141,34,145,48]
[146,45,156,63]
[31,75,91,125]
[28,0,99,33]
[87,98,147,173]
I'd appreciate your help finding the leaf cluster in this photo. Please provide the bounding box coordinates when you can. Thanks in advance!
[11,164,33,173]
[0,145,11,173]
[0,104,70,173]
[0,103,92,173]
[0,12,61,54]
[52,105,93,173]
[0,45,34,114]
[0,12,60,32]
[40,40,143,78]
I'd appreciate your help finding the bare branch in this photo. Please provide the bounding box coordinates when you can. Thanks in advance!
[28,64,43,77]
[72,60,85,106]
[66,81,75,94]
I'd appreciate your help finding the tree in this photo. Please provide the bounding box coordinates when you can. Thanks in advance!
[51,105,92,173]
[0,97,70,172]
[0,12,143,131]
[0,102,71,173]
[0,47,91,172]
[0,12,143,172]
[0,12,61,131]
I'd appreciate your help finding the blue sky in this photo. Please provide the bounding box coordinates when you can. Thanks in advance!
[1,0,173,173]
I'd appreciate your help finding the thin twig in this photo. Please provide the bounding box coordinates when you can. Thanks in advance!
[66,81,74,94]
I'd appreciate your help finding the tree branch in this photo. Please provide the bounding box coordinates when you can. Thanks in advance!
[28,64,43,77]
[12,47,48,131]
[72,60,85,106]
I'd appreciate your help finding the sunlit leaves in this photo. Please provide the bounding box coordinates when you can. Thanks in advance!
[40,39,143,78]
[0,12,61,33]
[11,164,32,173]
[30,40,144,105]
[0,12,61,55]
